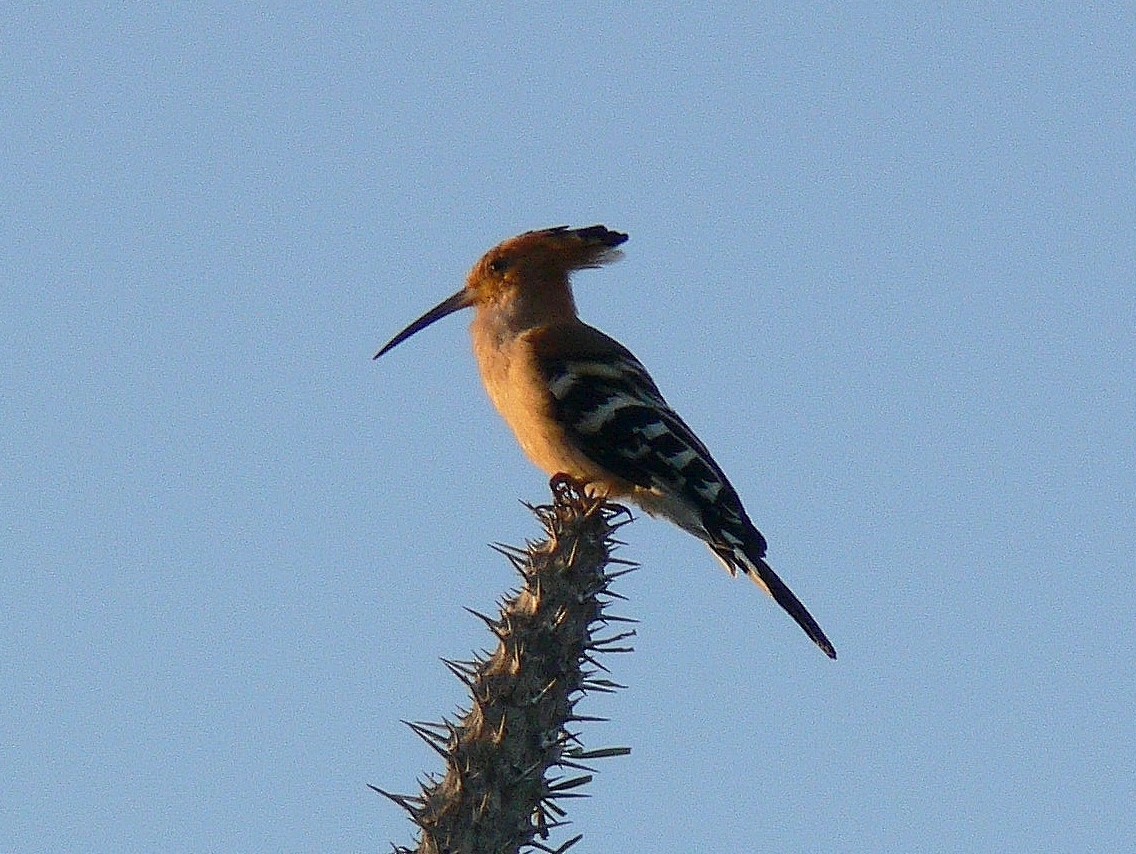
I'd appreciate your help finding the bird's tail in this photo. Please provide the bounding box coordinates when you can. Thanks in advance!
[710,541,837,660]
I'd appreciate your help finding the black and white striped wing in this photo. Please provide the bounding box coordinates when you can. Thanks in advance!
[539,345,768,558]
[538,328,837,659]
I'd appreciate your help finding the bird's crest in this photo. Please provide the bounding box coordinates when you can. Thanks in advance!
[483,225,629,277]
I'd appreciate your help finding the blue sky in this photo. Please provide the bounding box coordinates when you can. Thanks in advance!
[3,5,1133,852]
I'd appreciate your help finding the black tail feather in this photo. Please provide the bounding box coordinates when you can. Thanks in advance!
[711,541,837,659]
[749,553,837,660]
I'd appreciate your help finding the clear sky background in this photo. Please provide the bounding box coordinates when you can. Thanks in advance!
[3,5,1133,853]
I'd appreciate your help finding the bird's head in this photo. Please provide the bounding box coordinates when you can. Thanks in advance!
[375,226,628,359]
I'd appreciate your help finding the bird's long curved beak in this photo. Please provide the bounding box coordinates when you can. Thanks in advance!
[373,288,473,359]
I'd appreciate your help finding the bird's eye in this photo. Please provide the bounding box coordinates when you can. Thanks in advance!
[488,257,510,275]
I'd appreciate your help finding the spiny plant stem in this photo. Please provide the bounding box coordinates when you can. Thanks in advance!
[377,476,635,854]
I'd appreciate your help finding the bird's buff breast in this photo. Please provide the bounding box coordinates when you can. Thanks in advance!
[473,334,611,486]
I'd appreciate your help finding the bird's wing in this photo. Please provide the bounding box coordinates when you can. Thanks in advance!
[533,322,837,660]
[532,322,766,556]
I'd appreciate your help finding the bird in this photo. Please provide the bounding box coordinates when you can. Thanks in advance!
[374,225,836,659]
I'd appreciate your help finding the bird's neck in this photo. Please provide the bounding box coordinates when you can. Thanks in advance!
[472,283,578,349]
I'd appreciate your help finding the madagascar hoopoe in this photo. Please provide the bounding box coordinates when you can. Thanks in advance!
[375,226,836,659]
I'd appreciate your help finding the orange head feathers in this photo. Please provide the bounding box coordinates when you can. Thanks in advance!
[374,226,628,359]
[473,225,628,285]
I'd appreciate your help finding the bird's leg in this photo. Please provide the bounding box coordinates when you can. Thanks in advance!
[549,472,587,503]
